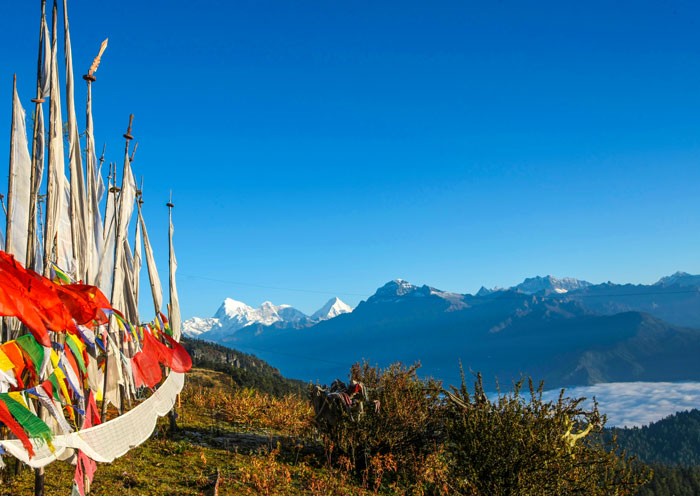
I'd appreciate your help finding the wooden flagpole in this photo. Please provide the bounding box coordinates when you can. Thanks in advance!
[166,190,178,431]
[26,0,47,271]
[102,114,133,421]
[42,0,58,277]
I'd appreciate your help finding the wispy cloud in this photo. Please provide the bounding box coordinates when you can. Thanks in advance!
[540,382,700,427]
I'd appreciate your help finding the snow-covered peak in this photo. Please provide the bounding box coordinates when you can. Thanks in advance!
[512,275,591,295]
[206,298,309,334]
[311,297,353,321]
[371,279,420,300]
[217,298,253,318]
[183,294,354,340]
[182,317,222,337]
[655,271,700,288]
[366,280,468,309]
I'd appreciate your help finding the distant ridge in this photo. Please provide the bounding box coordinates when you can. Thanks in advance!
[184,272,700,387]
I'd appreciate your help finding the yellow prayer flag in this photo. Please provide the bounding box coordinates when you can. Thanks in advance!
[8,391,29,409]
[0,349,14,371]
[50,349,60,368]
[67,333,86,354]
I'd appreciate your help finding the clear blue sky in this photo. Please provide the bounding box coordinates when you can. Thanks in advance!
[3,0,700,319]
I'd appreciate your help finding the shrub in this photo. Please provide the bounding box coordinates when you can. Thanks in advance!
[310,361,445,491]
[444,371,652,495]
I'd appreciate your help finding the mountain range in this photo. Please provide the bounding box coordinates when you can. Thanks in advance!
[183,296,352,340]
[184,273,700,388]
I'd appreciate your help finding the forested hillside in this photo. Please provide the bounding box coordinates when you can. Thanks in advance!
[181,337,306,396]
[608,409,700,466]
[602,409,700,495]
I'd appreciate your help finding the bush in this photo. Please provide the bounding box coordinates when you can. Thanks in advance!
[444,371,652,495]
[310,361,445,490]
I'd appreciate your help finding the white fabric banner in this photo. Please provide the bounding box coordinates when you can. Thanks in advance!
[40,18,51,98]
[133,209,142,308]
[122,239,139,323]
[0,372,185,468]
[168,208,181,341]
[96,177,116,297]
[63,0,88,280]
[109,151,136,315]
[32,102,46,272]
[85,83,104,285]
[139,208,163,316]
[45,6,73,275]
[7,84,33,266]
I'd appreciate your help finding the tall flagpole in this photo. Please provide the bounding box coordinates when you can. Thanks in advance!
[31,5,48,492]
[26,0,47,271]
[102,114,134,421]
[42,0,58,277]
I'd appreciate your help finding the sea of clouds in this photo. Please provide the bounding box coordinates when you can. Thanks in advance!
[540,382,700,427]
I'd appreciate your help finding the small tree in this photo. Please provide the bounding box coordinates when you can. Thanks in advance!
[444,371,651,495]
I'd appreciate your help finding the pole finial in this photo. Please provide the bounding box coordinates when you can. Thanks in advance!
[123,114,134,140]
[85,38,108,79]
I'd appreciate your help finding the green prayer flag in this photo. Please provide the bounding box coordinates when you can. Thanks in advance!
[48,373,62,402]
[0,393,53,445]
[65,337,86,375]
[15,335,44,378]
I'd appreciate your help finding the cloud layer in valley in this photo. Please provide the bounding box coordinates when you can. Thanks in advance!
[540,382,700,427]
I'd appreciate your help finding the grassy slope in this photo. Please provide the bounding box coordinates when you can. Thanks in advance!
[3,369,369,496]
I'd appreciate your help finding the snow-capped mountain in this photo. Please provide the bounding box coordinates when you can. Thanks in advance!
[654,271,700,288]
[311,297,353,321]
[513,275,592,294]
[182,317,221,337]
[213,298,307,330]
[365,279,467,310]
[478,275,592,295]
[183,297,353,339]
